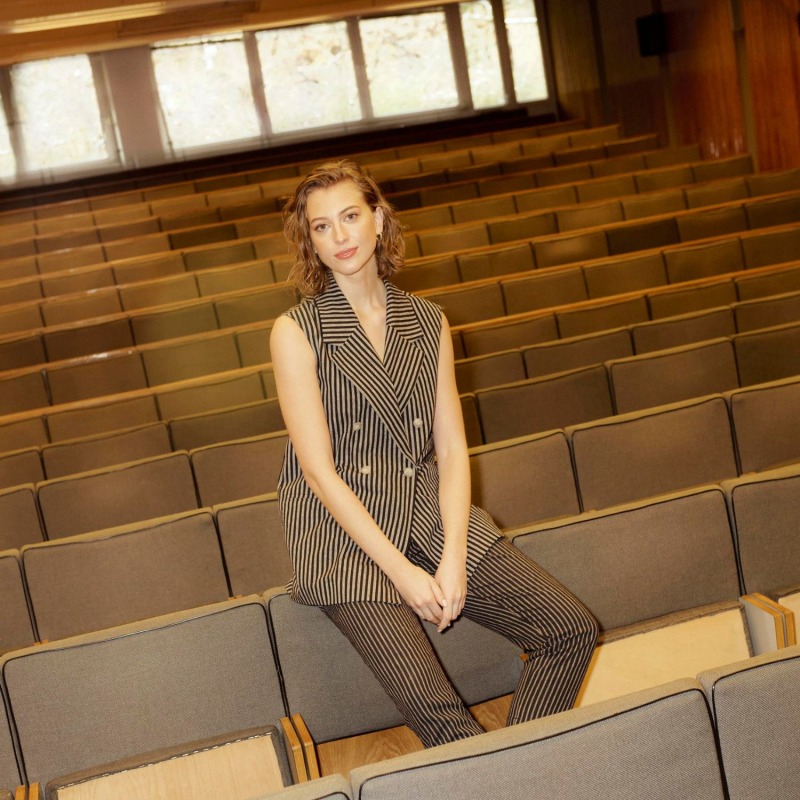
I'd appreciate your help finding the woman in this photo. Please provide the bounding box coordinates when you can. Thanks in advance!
[271,159,598,748]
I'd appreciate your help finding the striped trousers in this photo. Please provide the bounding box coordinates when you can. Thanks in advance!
[322,536,599,748]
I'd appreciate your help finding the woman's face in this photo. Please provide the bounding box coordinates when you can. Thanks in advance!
[306,179,384,281]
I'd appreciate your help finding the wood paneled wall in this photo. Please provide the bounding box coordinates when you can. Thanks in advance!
[739,0,800,170]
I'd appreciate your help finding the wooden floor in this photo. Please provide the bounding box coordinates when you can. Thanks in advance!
[316,694,513,776]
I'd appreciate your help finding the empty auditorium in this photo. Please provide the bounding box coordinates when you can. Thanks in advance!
[0,1,799,798]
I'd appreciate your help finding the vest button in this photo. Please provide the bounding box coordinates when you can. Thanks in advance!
[412,418,423,428]
[403,467,414,478]
[359,465,371,475]
[353,421,363,431]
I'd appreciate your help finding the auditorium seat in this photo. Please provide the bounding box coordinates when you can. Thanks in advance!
[0,448,44,490]
[43,317,135,361]
[251,774,352,800]
[697,646,800,800]
[556,199,623,231]
[555,295,649,338]
[0,551,36,655]
[606,216,679,255]
[0,688,21,796]
[454,350,525,393]
[663,238,744,284]
[567,395,738,510]
[265,587,522,774]
[457,243,534,282]
[155,369,267,419]
[510,486,748,706]
[460,314,559,357]
[130,301,219,344]
[744,192,800,229]
[499,266,587,314]
[607,338,739,414]
[732,321,800,386]
[22,509,230,641]
[733,289,800,332]
[40,290,122,327]
[726,377,800,473]
[475,365,613,443]
[0,369,50,415]
[214,285,297,328]
[646,280,738,319]
[195,260,275,296]
[734,262,800,301]
[741,225,800,269]
[634,164,694,193]
[582,251,668,298]
[0,333,46,372]
[118,273,199,310]
[46,351,148,405]
[630,307,736,353]
[140,331,242,385]
[348,680,725,800]
[190,431,288,506]
[575,172,637,200]
[0,416,48,454]
[621,188,686,219]
[723,465,800,614]
[46,394,160,442]
[169,398,284,451]
[0,597,294,790]
[213,493,291,598]
[533,230,608,268]
[423,283,505,326]
[683,176,748,208]
[469,431,580,529]
[37,451,199,539]
[392,257,461,291]
[522,328,632,377]
[40,421,173,479]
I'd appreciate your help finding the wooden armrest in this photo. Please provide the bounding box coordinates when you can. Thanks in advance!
[280,716,309,783]
[741,593,797,654]
[291,713,321,781]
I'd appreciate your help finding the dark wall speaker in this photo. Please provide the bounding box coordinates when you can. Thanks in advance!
[636,13,669,57]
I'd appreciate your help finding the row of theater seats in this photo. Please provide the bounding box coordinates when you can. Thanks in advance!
[0,152,779,338]
[1,212,799,418]
[0,142,752,307]
[0,123,630,264]
[0,162,796,376]
[0,370,797,572]
[0,142,752,320]
[2,455,799,651]
[0,117,592,223]
[1,459,799,795]
[0,312,797,500]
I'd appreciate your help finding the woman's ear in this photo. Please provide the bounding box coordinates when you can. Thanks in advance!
[373,205,385,236]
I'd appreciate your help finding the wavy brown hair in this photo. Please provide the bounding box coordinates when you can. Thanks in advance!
[282,159,406,297]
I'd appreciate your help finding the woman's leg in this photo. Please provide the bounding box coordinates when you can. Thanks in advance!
[322,601,485,748]
[462,537,599,725]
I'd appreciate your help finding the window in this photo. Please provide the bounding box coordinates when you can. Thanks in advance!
[503,0,548,103]
[11,54,109,172]
[460,0,507,109]
[256,22,361,134]
[359,11,460,117]
[152,34,261,151]
[0,97,15,180]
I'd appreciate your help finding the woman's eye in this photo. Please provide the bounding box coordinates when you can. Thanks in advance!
[345,212,359,222]
[313,223,328,233]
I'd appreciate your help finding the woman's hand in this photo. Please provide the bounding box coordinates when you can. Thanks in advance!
[434,550,467,633]
[391,560,447,626]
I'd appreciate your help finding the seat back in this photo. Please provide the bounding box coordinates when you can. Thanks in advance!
[568,396,738,510]
[37,452,199,539]
[0,551,35,654]
[722,465,800,596]
[190,432,288,506]
[0,597,286,789]
[350,680,725,800]
[510,486,740,632]
[22,509,230,641]
[214,494,293,597]
[469,431,580,529]
[607,338,740,414]
[476,365,613,443]
[697,646,800,800]
[0,485,44,551]
[726,376,800,473]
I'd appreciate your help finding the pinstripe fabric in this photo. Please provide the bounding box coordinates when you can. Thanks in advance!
[324,538,598,747]
[277,276,501,606]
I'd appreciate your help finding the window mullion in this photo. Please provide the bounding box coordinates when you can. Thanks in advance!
[348,17,374,122]
[446,4,474,111]
[492,0,517,105]
[243,30,272,141]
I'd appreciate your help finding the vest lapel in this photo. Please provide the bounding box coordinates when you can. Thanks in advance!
[317,277,416,460]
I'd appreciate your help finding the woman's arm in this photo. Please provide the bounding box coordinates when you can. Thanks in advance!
[270,314,447,623]
[431,315,472,632]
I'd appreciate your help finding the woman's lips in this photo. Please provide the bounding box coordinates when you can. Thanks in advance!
[335,247,357,260]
